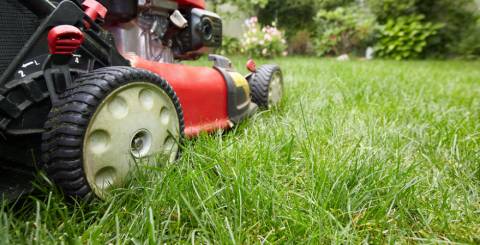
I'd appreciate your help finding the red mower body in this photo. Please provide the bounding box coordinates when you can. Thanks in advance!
[130,56,231,137]
[176,0,205,9]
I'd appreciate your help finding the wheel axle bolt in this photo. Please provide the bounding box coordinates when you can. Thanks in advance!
[132,138,143,150]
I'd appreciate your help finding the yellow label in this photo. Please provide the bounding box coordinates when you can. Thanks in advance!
[229,72,250,95]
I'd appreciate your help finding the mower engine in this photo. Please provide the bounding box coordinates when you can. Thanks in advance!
[100,0,222,62]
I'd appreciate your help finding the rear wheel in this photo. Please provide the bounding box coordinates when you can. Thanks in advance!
[42,67,184,199]
[249,64,284,109]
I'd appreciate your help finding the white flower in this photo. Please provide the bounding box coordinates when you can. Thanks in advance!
[262,48,268,55]
[264,34,272,41]
[282,51,288,56]
[259,40,265,45]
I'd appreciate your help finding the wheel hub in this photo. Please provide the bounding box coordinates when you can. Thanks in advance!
[130,129,152,158]
[268,71,283,107]
[83,82,180,198]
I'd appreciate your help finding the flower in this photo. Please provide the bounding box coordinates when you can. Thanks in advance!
[240,16,287,58]
[264,34,272,41]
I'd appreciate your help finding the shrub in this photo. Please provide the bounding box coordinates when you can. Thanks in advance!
[374,15,443,60]
[288,30,314,55]
[453,18,480,59]
[314,7,375,56]
[257,0,319,38]
[240,17,288,58]
[417,0,479,57]
[218,36,241,56]
[366,0,417,22]
[367,0,480,58]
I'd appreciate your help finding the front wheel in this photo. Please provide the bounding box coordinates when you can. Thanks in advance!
[42,67,184,199]
[249,64,284,109]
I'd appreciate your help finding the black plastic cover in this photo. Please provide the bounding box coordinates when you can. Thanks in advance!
[175,8,222,55]
[98,0,138,24]
[0,0,39,75]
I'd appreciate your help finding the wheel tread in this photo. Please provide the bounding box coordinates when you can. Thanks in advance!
[249,65,282,108]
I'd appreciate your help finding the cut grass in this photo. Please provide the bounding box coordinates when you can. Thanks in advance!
[1,57,480,244]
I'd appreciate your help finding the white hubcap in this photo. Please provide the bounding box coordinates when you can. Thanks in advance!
[83,82,180,198]
[268,71,283,107]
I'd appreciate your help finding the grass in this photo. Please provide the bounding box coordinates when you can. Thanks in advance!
[1,57,480,244]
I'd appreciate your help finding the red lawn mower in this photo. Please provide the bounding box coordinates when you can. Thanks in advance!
[0,0,283,201]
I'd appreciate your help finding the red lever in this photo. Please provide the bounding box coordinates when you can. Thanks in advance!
[48,25,85,55]
[246,59,257,72]
[82,0,108,23]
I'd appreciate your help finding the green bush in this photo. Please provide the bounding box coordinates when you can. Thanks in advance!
[453,19,480,59]
[256,0,319,38]
[417,0,479,57]
[314,7,375,56]
[367,0,479,58]
[366,0,417,22]
[218,36,241,56]
[374,15,443,60]
[288,30,315,55]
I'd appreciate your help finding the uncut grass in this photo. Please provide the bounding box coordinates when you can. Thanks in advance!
[1,58,479,244]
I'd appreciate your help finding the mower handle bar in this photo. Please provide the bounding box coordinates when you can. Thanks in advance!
[18,0,56,18]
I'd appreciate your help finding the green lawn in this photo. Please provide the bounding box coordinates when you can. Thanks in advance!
[1,57,479,244]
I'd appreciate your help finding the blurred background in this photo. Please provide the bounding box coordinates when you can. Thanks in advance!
[207,0,480,60]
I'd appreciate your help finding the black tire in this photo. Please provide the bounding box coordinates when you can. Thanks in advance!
[41,67,185,199]
[249,64,283,109]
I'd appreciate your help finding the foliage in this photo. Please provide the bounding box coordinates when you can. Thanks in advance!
[367,0,480,57]
[217,0,356,39]
[218,36,241,56]
[316,0,356,9]
[240,17,287,58]
[417,0,479,57]
[211,0,269,13]
[374,15,443,60]
[288,30,314,55]
[453,18,480,59]
[366,0,417,22]
[256,0,319,38]
[314,7,375,56]
[218,0,480,59]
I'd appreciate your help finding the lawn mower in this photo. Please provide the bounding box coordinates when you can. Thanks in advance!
[0,0,283,201]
